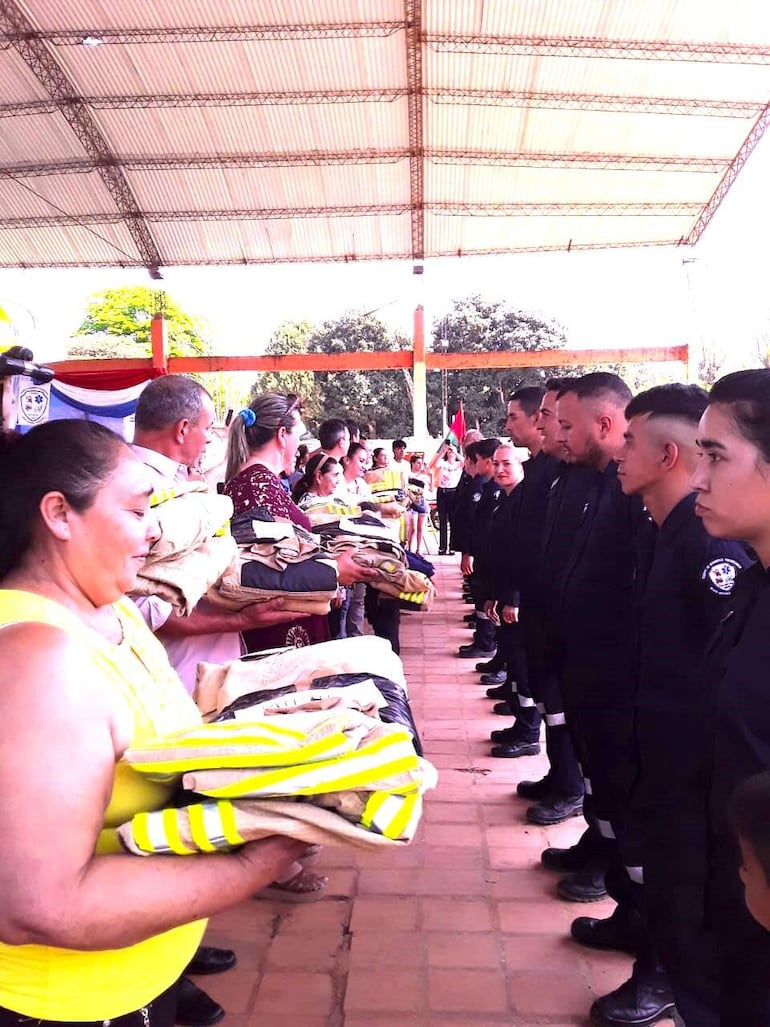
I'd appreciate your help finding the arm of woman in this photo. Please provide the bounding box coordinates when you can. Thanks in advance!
[0,623,304,952]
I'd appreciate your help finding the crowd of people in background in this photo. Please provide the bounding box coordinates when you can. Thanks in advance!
[3,355,770,1027]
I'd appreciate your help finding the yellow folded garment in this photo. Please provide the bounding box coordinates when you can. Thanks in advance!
[123,709,380,777]
[118,794,424,853]
[181,723,421,798]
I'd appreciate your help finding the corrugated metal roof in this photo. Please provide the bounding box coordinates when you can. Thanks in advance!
[0,0,769,270]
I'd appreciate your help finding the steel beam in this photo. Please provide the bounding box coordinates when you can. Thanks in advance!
[0,201,702,231]
[47,344,688,378]
[0,239,682,270]
[0,150,729,180]
[0,88,759,118]
[684,99,770,244]
[427,34,770,65]
[0,0,163,276]
[6,21,403,45]
[404,0,424,262]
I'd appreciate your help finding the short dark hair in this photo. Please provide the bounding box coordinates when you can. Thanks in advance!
[392,439,406,450]
[0,420,128,579]
[464,441,479,461]
[558,372,632,408]
[509,386,545,416]
[135,375,210,432]
[544,377,573,394]
[474,438,500,461]
[709,369,770,464]
[625,383,709,425]
[730,772,770,883]
[318,419,348,451]
[345,419,360,441]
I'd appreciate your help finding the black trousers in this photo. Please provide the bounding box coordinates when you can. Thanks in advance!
[521,610,583,797]
[632,709,719,1025]
[0,983,179,1027]
[364,586,401,655]
[496,618,540,741]
[436,487,456,552]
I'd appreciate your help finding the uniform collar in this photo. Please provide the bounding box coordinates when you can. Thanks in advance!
[132,444,187,484]
[658,492,697,537]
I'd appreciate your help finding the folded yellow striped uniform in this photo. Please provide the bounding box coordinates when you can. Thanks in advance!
[118,788,428,854]
[123,709,379,778]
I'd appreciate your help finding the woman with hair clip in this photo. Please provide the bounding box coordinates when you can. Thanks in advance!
[291,451,343,513]
[0,419,306,1027]
[224,395,377,644]
[687,369,770,1024]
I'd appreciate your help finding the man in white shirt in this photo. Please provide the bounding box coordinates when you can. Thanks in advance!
[132,375,296,694]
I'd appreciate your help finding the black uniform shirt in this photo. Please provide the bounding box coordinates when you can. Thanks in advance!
[450,470,476,555]
[510,450,562,606]
[469,476,500,566]
[706,560,770,840]
[558,461,654,693]
[637,492,751,715]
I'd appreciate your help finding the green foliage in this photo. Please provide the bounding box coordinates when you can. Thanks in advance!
[427,295,569,435]
[249,321,319,420]
[70,286,211,358]
[304,312,413,438]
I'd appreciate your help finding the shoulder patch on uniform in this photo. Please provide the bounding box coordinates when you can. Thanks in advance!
[472,493,482,502]
[702,558,742,596]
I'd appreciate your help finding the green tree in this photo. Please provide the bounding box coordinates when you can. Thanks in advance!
[428,296,569,436]
[306,312,413,438]
[69,286,211,358]
[249,321,321,421]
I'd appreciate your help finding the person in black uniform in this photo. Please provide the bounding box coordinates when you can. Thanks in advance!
[477,443,538,749]
[580,384,749,1027]
[516,379,588,825]
[486,386,551,755]
[457,438,501,659]
[550,374,654,911]
[687,369,770,1026]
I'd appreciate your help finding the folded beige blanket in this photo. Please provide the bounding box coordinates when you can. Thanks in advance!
[131,534,239,616]
[194,635,407,716]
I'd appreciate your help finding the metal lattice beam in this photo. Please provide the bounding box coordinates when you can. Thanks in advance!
[427,34,770,64]
[684,99,770,244]
[0,239,680,271]
[0,202,702,230]
[0,150,729,181]
[0,0,163,276]
[0,88,761,119]
[3,21,403,45]
[4,24,769,64]
[404,0,424,262]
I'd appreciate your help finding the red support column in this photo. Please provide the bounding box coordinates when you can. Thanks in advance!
[151,313,168,373]
[413,304,427,440]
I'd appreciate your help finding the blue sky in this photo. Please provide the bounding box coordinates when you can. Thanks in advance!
[2,128,769,366]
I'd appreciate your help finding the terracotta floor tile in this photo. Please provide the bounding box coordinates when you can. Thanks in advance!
[426,931,500,968]
[348,929,426,968]
[252,971,334,1015]
[422,897,494,932]
[344,969,425,1012]
[428,968,508,1013]
[509,971,594,1016]
[349,896,420,932]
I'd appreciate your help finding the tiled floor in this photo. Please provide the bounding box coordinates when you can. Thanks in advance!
[197,556,675,1026]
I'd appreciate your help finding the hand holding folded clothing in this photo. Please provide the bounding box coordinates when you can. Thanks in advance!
[334,549,380,586]
[237,597,310,630]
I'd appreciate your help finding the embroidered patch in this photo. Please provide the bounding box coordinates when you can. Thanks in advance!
[702,558,742,596]
[472,493,482,502]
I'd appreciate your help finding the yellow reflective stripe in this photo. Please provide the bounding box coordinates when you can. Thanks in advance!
[149,487,181,507]
[131,812,155,853]
[188,803,217,852]
[196,743,420,799]
[386,793,420,840]
[132,730,351,774]
[162,807,196,855]
[360,791,390,829]
[217,800,245,847]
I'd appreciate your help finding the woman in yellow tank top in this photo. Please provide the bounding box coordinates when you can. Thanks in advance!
[0,420,305,1027]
